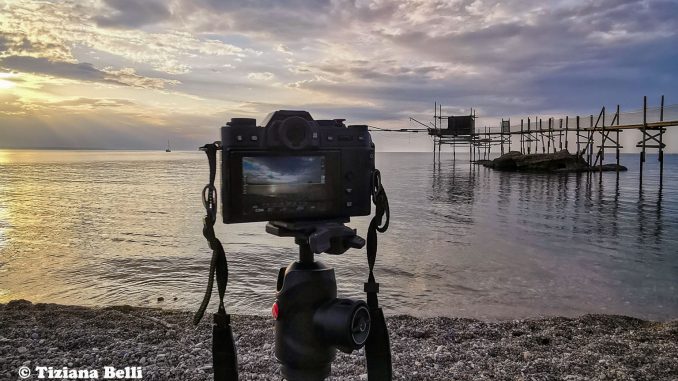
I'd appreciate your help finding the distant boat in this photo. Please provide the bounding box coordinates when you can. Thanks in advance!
[165,140,171,152]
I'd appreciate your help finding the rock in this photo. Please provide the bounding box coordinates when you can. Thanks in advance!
[489,150,523,170]
[481,149,628,173]
[31,332,39,339]
[590,163,628,172]
[2,301,677,380]
[17,346,28,354]
[157,297,164,302]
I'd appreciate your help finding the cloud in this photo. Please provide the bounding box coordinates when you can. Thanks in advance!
[0,56,179,89]
[0,1,250,75]
[94,0,172,28]
[0,0,677,151]
[247,72,274,81]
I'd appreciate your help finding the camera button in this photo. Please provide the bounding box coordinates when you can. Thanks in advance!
[327,135,334,141]
[345,188,352,194]
[312,132,318,139]
[358,135,365,141]
[346,201,353,207]
[236,135,243,141]
[250,135,258,141]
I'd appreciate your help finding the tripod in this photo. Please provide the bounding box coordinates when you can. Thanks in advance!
[267,219,370,380]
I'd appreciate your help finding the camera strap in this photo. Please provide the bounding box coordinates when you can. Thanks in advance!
[364,169,393,381]
[194,142,239,381]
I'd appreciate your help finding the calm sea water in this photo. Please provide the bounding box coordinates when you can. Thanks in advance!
[0,150,676,320]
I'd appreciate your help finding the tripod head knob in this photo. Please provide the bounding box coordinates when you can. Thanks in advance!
[266,219,365,255]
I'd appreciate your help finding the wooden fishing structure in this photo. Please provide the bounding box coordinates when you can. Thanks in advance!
[377,96,677,185]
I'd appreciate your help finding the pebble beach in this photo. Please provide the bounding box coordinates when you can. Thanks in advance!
[1,300,677,380]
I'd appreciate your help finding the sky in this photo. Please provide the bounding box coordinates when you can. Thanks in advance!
[0,0,677,151]
[243,156,324,184]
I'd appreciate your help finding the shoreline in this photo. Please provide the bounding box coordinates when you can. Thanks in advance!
[1,300,676,380]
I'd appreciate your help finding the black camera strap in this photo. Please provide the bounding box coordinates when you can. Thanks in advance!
[194,142,238,381]
[364,169,393,381]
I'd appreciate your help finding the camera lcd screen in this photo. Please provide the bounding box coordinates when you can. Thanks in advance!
[225,152,342,222]
[241,154,333,205]
[243,156,325,188]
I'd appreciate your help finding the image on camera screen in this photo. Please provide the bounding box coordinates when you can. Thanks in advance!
[242,156,327,198]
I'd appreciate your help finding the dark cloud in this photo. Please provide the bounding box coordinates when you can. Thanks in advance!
[2,56,112,82]
[0,56,177,89]
[180,0,335,38]
[94,0,172,28]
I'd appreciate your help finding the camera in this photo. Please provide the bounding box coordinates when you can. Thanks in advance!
[196,110,391,381]
[220,110,374,223]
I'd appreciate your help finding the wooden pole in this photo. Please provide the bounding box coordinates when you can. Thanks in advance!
[547,118,552,153]
[501,120,505,155]
[527,118,532,154]
[616,105,620,171]
[576,115,580,155]
[433,101,436,161]
[565,116,569,151]
[640,96,646,186]
[659,95,664,186]
[589,114,594,166]
[520,119,525,154]
[540,118,545,153]
[600,107,605,180]
[508,119,511,152]
[559,118,563,151]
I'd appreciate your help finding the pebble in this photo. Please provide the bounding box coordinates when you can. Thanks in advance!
[2,300,676,381]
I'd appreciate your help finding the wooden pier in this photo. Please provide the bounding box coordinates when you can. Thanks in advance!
[389,96,678,184]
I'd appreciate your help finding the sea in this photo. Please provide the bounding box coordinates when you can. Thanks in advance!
[0,150,676,320]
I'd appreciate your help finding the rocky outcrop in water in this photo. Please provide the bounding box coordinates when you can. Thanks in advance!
[481,150,627,172]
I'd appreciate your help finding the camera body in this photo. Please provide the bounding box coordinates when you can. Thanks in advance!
[221,110,374,223]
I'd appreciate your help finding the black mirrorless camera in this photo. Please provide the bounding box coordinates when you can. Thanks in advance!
[201,110,391,381]
[221,110,375,223]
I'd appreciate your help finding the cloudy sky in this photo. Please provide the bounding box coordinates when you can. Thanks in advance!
[1,0,677,151]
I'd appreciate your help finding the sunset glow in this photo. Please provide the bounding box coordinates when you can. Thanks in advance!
[0,0,677,150]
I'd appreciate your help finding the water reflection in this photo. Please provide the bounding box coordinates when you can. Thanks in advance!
[0,150,676,320]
